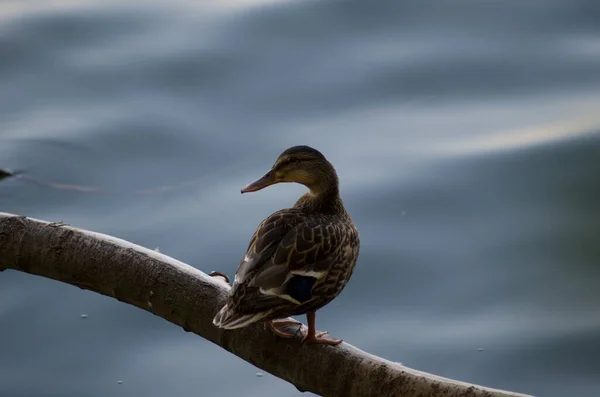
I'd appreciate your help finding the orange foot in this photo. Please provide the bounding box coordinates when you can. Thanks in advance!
[301,330,343,345]
[300,311,343,346]
[265,319,304,339]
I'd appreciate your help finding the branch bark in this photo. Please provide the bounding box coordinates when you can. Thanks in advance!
[0,212,532,397]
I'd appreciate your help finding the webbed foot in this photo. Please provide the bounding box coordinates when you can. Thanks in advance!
[301,331,343,345]
[265,319,304,339]
[209,271,230,284]
[301,311,343,346]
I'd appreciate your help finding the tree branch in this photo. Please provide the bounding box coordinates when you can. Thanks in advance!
[0,212,531,397]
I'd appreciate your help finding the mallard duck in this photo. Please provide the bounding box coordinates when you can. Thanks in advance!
[212,145,360,345]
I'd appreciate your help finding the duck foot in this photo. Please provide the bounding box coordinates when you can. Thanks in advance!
[209,271,230,284]
[265,319,304,339]
[301,331,342,345]
[300,311,343,346]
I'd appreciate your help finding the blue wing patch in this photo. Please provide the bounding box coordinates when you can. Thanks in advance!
[285,275,317,303]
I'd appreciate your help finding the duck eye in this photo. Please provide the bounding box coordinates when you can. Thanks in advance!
[288,157,299,164]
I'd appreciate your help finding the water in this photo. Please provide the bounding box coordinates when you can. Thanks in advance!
[1,1,600,396]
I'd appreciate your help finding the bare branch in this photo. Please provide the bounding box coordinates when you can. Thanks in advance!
[0,212,532,397]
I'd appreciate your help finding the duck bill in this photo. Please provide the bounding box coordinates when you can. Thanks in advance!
[241,171,276,193]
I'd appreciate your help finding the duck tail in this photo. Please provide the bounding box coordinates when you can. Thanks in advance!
[212,304,271,329]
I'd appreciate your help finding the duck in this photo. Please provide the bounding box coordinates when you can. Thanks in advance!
[212,145,360,345]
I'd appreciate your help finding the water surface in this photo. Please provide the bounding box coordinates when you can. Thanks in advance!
[1,1,600,396]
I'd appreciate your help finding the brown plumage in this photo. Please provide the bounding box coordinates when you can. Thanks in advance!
[212,145,360,345]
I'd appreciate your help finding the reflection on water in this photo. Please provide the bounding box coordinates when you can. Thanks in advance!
[1,1,599,396]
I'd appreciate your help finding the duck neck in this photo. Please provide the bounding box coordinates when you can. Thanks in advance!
[294,169,346,215]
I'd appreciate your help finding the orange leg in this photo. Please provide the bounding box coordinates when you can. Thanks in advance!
[301,311,342,345]
[265,319,303,339]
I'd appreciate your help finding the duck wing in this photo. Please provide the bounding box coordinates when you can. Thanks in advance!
[213,210,347,329]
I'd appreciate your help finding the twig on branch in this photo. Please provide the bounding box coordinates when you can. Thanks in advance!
[0,212,532,397]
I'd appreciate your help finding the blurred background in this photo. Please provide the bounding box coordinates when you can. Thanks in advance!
[1,0,600,396]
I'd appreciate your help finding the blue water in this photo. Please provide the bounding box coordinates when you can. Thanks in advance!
[1,1,600,396]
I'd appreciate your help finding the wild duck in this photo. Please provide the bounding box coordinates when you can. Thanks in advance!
[212,145,359,345]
